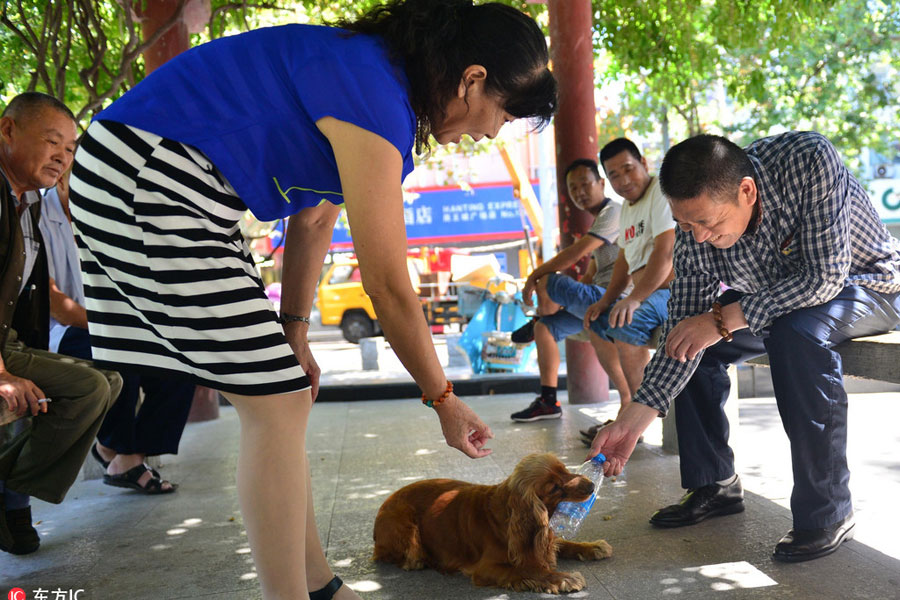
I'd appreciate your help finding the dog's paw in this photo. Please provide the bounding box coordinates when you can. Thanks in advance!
[521,571,585,594]
[582,539,612,560]
[400,558,426,570]
[556,538,613,561]
[552,571,586,594]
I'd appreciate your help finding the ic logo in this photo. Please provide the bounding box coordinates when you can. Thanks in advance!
[8,589,26,600]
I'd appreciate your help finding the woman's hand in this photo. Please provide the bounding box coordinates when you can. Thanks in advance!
[433,394,493,458]
[284,324,321,401]
[665,312,720,362]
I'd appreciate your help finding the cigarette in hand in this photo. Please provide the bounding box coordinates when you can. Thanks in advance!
[37,398,52,403]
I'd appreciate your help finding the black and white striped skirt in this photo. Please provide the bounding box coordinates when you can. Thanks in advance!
[69,120,310,396]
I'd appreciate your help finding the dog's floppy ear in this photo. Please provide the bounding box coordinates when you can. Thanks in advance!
[507,487,554,570]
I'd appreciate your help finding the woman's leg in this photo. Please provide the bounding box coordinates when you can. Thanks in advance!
[223,389,313,599]
[303,456,364,600]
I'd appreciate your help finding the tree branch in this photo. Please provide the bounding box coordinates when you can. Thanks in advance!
[75,0,190,120]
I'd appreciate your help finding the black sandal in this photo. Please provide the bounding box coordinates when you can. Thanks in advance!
[310,575,343,600]
[92,444,163,478]
[102,463,177,495]
[91,443,111,470]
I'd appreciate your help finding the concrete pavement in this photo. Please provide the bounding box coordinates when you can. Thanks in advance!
[2,335,899,599]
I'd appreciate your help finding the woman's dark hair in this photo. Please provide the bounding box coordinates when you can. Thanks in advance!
[659,134,755,203]
[338,0,557,154]
[565,158,601,181]
[599,137,642,172]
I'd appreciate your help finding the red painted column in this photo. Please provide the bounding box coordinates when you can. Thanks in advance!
[548,0,609,404]
[136,0,191,74]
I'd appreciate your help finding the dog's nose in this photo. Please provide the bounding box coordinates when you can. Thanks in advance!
[578,478,595,495]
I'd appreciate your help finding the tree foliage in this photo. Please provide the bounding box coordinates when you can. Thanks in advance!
[2,0,897,166]
[0,1,291,125]
[588,0,900,166]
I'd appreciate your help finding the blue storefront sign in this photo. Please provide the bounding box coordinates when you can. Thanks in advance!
[329,181,539,249]
[262,181,540,254]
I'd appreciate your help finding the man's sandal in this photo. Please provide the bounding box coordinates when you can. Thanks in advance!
[102,463,177,495]
[310,575,343,600]
[90,443,111,470]
[92,443,163,478]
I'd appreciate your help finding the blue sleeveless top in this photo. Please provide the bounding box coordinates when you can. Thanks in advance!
[98,24,416,221]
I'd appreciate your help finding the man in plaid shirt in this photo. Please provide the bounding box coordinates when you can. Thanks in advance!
[586,131,900,562]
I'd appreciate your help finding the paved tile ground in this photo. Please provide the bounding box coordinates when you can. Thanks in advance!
[2,336,899,599]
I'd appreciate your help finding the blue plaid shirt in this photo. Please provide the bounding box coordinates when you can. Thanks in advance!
[635,131,900,415]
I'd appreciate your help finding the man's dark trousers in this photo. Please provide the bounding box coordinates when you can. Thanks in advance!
[57,326,194,457]
[674,286,900,529]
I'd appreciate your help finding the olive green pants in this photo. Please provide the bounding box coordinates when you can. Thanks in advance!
[0,329,121,504]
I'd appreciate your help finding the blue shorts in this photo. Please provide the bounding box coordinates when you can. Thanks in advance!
[589,288,670,346]
[539,274,606,342]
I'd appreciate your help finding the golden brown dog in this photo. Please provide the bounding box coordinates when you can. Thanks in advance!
[372,453,612,593]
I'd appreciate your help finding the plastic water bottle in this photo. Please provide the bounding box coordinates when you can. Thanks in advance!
[548,454,607,540]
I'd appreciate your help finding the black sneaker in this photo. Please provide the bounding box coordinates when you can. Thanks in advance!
[510,317,539,344]
[511,397,562,422]
[0,506,40,555]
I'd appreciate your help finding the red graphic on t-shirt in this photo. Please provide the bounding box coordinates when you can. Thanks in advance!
[624,225,636,241]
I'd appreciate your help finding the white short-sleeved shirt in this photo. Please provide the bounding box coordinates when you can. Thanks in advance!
[587,198,622,287]
[618,177,674,274]
[39,186,84,353]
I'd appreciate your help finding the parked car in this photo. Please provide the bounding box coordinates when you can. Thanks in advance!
[316,258,466,343]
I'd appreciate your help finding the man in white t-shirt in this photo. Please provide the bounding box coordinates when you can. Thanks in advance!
[583,138,676,421]
[510,159,629,422]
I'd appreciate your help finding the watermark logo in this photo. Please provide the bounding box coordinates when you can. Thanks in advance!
[7,590,85,600]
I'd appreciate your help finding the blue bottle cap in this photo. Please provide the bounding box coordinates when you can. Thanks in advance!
[591,453,606,464]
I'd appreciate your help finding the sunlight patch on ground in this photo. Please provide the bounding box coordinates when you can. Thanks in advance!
[347,489,393,499]
[165,517,203,537]
[577,406,614,422]
[736,393,900,562]
[347,580,381,592]
[415,448,437,455]
[681,561,777,591]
